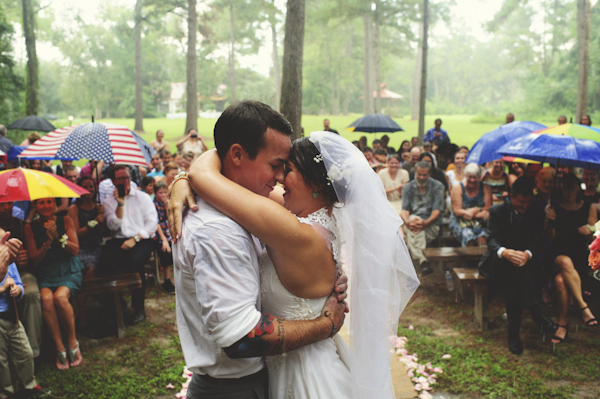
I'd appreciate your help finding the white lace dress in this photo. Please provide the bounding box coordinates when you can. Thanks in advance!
[261,208,352,399]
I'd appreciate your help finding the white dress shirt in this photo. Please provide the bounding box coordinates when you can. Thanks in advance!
[99,179,138,204]
[173,197,264,378]
[104,188,157,239]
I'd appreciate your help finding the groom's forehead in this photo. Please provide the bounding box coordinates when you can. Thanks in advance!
[258,128,291,160]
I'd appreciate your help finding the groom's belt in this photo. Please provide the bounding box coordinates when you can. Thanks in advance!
[196,366,267,383]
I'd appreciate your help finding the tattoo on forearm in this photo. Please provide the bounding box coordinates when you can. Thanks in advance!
[223,312,286,358]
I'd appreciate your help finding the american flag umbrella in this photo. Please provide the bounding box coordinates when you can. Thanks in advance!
[19,122,155,167]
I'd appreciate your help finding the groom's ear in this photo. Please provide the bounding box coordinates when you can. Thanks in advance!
[229,143,245,167]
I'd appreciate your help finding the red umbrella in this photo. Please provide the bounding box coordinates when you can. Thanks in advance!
[0,168,89,203]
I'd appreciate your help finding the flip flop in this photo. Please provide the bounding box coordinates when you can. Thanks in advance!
[57,350,69,370]
[68,341,83,367]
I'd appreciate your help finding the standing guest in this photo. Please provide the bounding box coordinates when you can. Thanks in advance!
[176,128,208,160]
[141,176,155,198]
[544,173,598,344]
[506,113,515,124]
[322,119,338,134]
[152,181,175,293]
[150,129,170,152]
[24,198,84,370]
[20,132,41,147]
[482,159,509,205]
[402,146,422,176]
[484,177,558,355]
[0,260,48,398]
[582,169,600,204]
[101,166,157,324]
[362,147,380,170]
[449,163,492,247]
[580,115,592,126]
[381,134,395,154]
[0,124,14,155]
[68,176,105,328]
[446,150,466,188]
[557,115,567,125]
[160,149,172,167]
[424,118,450,148]
[401,161,444,276]
[378,155,409,215]
[0,203,42,367]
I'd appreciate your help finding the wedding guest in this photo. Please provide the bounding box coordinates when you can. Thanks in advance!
[141,176,155,198]
[147,153,164,178]
[373,148,388,172]
[162,162,179,187]
[446,150,466,188]
[411,136,419,148]
[508,162,526,187]
[580,115,592,126]
[399,140,411,159]
[358,136,367,151]
[378,155,409,215]
[150,129,170,152]
[19,132,40,147]
[582,169,600,204]
[482,159,509,205]
[160,149,172,167]
[172,152,183,170]
[180,152,194,172]
[381,134,395,154]
[449,163,492,247]
[176,129,208,160]
[152,181,174,293]
[416,152,450,194]
[79,160,105,185]
[544,173,598,344]
[402,147,422,176]
[362,147,380,170]
[24,198,84,370]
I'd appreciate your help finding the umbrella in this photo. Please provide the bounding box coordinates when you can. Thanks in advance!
[19,122,155,167]
[347,114,404,133]
[532,123,600,142]
[497,134,600,169]
[0,168,89,203]
[7,146,27,162]
[466,121,546,165]
[7,116,56,132]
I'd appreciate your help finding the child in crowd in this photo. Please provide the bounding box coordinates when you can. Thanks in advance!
[153,181,174,293]
[0,261,48,398]
[141,176,155,199]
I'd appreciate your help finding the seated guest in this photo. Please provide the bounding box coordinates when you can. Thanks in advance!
[580,114,592,126]
[79,160,105,185]
[98,165,138,204]
[401,161,444,276]
[24,198,84,370]
[373,148,388,172]
[545,173,598,344]
[482,159,509,205]
[56,164,80,214]
[358,135,367,151]
[362,147,380,170]
[141,176,155,198]
[533,167,555,204]
[68,176,105,327]
[52,160,81,177]
[378,155,409,215]
[399,140,411,158]
[449,163,492,247]
[508,162,526,187]
[402,146,422,176]
[160,149,172,167]
[172,152,183,170]
[180,151,194,172]
[381,134,395,154]
[484,177,558,355]
[582,168,600,204]
[101,165,157,324]
[446,150,466,188]
[162,162,179,187]
[0,259,47,397]
[147,153,164,178]
[411,136,419,148]
[0,202,42,364]
[152,181,174,293]
[372,139,383,151]
[414,152,450,195]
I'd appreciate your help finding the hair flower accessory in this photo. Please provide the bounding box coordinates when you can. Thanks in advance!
[314,154,323,163]
[59,234,69,248]
[87,220,98,228]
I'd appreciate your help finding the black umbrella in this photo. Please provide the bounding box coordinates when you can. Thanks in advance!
[347,113,404,133]
[8,115,56,132]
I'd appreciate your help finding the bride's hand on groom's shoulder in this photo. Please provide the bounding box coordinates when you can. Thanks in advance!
[168,179,198,243]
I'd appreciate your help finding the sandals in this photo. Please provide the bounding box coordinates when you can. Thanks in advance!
[57,350,69,370]
[580,306,598,327]
[68,341,83,368]
[551,324,569,343]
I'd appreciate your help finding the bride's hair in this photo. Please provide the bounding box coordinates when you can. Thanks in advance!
[289,137,338,205]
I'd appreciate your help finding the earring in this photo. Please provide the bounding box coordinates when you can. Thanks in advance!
[313,191,319,199]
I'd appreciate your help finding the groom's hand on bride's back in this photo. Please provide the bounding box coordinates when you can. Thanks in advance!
[168,178,198,242]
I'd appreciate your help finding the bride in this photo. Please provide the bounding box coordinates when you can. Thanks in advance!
[175,131,418,398]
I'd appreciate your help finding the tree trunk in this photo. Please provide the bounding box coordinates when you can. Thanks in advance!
[576,0,590,123]
[22,0,38,116]
[374,0,382,114]
[186,0,198,132]
[411,23,422,121]
[270,0,281,111]
[362,7,374,115]
[417,0,428,145]
[329,43,335,115]
[280,0,305,140]
[228,2,236,102]
[343,31,353,115]
[134,0,144,131]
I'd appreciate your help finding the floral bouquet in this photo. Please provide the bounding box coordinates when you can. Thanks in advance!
[587,221,600,281]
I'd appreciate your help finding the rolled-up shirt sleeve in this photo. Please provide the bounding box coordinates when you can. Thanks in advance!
[192,227,262,349]
[140,194,158,239]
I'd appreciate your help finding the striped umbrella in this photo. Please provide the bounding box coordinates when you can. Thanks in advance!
[0,168,89,203]
[19,122,155,167]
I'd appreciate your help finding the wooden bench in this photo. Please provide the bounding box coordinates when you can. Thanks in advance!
[452,268,489,331]
[423,246,486,274]
[81,273,142,338]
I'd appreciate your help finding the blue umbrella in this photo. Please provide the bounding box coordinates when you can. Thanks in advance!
[347,114,403,133]
[497,133,600,169]
[466,121,546,165]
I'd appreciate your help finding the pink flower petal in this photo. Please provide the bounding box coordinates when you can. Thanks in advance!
[166,383,175,389]
[442,354,451,359]
[409,325,414,330]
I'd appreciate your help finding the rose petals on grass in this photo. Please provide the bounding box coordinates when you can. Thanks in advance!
[394,335,444,395]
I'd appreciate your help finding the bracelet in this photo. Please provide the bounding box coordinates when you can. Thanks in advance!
[171,172,189,191]
[117,202,124,207]
[324,313,337,338]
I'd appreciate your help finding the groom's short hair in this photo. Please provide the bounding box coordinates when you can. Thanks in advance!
[214,100,293,161]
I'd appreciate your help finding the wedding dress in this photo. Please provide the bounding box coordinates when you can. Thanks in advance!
[261,207,351,399]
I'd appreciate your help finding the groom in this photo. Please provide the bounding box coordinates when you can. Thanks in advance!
[169,100,347,398]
